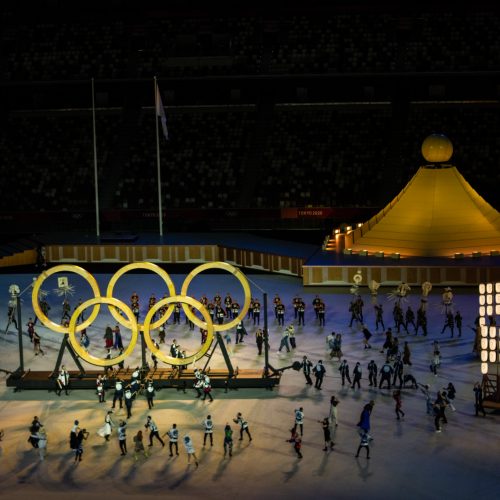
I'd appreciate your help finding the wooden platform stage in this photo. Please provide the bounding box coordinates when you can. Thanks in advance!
[6,367,282,392]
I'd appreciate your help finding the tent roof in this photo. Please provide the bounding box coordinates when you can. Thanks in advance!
[349,166,500,257]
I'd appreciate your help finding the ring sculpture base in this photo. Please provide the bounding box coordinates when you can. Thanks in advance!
[6,367,281,392]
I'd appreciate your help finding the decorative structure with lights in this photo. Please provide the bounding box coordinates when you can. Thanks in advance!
[324,134,500,258]
[478,282,500,408]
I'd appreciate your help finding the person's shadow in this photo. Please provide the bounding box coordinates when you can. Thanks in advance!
[169,466,193,490]
[16,457,40,484]
[212,456,231,481]
[394,419,404,438]
[282,458,301,483]
[315,450,331,477]
[61,461,79,489]
[355,455,373,481]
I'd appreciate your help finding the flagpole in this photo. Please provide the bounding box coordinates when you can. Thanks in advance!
[154,76,163,237]
[91,77,100,237]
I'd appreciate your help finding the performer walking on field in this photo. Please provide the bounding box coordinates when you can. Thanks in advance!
[234,412,252,442]
[118,420,127,455]
[329,396,339,427]
[183,434,199,467]
[133,430,149,461]
[33,330,45,356]
[56,365,69,396]
[223,424,233,457]
[319,417,335,451]
[98,410,115,442]
[301,356,313,386]
[203,415,214,446]
[355,431,370,459]
[145,416,165,448]
[286,428,303,459]
[164,423,179,457]
[293,407,304,436]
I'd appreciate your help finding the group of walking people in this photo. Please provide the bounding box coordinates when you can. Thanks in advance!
[25,410,253,467]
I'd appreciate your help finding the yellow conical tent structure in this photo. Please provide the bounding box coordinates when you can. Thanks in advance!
[346,136,500,257]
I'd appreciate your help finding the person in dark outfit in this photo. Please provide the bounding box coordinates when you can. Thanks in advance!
[441,312,454,337]
[355,296,364,323]
[368,360,378,387]
[348,300,360,327]
[74,428,89,463]
[255,328,264,355]
[362,326,372,349]
[393,390,405,420]
[301,356,313,385]
[319,417,335,451]
[276,302,285,326]
[124,387,133,419]
[393,303,404,333]
[393,357,404,389]
[233,413,252,442]
[145,416,165,447]
[416,307,428,336]
[454,311,463,337]
[339,359,352,386]
[379,361,393,389]
[374,304,385,331]
[314,360,326,389]
[236,321,246,344]
[112,379,124,409]
[252,300,261,326]
[317,301,326,327]
[405,306,416,333]
[312,295,321,319]
[297,300,305,326]
[273,294,281,319]
[145,380,155,409]
[357,404,372,439]
[118,420,127,456]
[473,382,486,417]
[381,328,393,353]
[352,362,362,389]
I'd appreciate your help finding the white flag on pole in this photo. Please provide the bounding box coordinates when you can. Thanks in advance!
[156,84,169,141]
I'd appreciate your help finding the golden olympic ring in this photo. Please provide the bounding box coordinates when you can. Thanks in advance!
[180,261,251,332]
[142,295,214,366]
[106,262,176,331]
[68,297,139,367]
[31,265,101,334]
[31,261,252,368]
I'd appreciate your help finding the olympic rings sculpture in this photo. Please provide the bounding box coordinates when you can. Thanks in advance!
[31,261,251,367]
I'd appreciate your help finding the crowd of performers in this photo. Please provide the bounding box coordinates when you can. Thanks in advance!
[25,284,486,399]
[10,280,491,465]
[24,408,252,464]
[53,364,215,408]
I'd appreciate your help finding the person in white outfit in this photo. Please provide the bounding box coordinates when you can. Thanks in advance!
[329,396,339,427]
[183,434,198,466]
[277,328,291,353]
[56,366,69,396]
[98,411,114,441]
[203,415,214,446]
[293,407,304,436]
[37,428,47,460]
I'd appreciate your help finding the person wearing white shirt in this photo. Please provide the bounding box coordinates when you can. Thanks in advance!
[203,415,214,446]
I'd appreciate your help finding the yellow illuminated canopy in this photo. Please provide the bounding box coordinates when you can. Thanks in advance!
[350,165,500,257]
